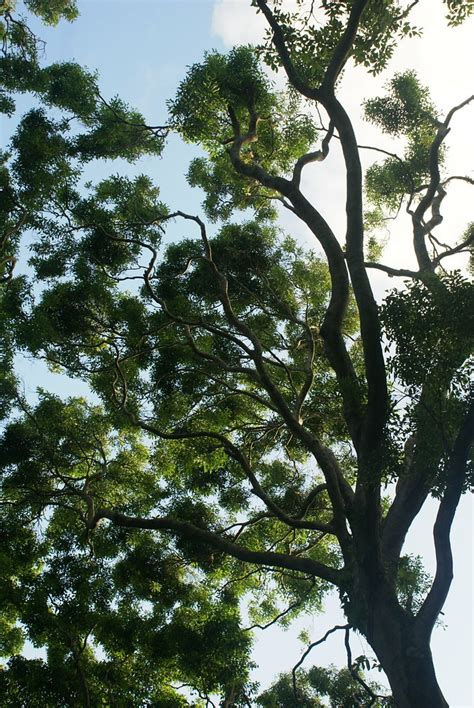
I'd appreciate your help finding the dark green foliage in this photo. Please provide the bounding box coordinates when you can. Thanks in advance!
[258,0,472,80]
[444,0,474,25]
[170,46,318,218]
[364,72,441,210]
[381,273,474,389]
[187,153,279,221]
[364,72,437,137]
[0,396,254,702]
[258,0,421,81]
[396,554,432,614]
[170,46,275,147]
[257,663,387,707]
[38,62,98,118]
[11,109,77,201]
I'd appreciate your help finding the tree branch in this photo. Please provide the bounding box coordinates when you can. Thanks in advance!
[364,261,420,279]
[412,95,474,271]
[87,508,343,585]
[253,0,320,101]
[344,627,379,706]
[433,228,474,267]
[416,398,474,639]
[229,125,364,453]
[321,0,370,92]
[292,623,350,701]
[323,91,388,465]
[244,577,315,631]
[292,122,334,187]
[162,205,356,543]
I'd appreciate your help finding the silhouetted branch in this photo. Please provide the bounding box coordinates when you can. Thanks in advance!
[292,623,350,700]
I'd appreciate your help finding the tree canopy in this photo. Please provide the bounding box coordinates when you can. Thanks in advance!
[1,1,473,705]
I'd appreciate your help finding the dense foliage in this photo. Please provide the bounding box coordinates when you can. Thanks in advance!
[1,1,473,705]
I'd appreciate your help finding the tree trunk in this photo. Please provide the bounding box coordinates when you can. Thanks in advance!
[367,601,448,707]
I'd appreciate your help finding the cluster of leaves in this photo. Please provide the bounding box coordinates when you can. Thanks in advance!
[364,71,440,211]
[21,212,359,458]
[257,0,472,82]
[257,0,421,82]
[187,151,280,222]
[0,1,165,351]
[396,554,432,613]
[170,46,319,219]
[0,0,165,284]
[1,166,358,697]
[444,0,474,25]
[1,0,77,79]
[381,272,474,390]
[0,394,254,703]
[0,3,156,159]
[18,0,78,26]
[4,68,164,187]
[380,272,474,496]
[1,140,358,693]
[257,663,389,707]
[169,47,275,150]
[0,4,260,701]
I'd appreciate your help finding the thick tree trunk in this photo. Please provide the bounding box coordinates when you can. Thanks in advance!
[367,602,448,707]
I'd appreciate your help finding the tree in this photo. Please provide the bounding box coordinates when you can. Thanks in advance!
[1,0,473,705]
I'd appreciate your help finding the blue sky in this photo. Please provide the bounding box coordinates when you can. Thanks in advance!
[6,1,473,703]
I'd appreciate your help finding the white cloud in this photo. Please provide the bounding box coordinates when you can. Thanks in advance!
[211,0,267,46]
[211,0,305,47]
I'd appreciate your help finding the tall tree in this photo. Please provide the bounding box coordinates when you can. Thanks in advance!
[1,1,473,705]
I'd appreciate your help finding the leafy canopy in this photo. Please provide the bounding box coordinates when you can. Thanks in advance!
[1,0,474,705]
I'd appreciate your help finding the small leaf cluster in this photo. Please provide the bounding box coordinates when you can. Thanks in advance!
[396,554,432,615]
[444,0,474,26]
[169,46,275,150]
[364,72,440,210]
[257,662,389,707]
[258,0,421,82]
[381,272,474,389]
[169,47,318,218]
[23,0,78,26]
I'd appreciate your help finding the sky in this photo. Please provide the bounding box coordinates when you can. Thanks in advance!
[5,0,474,704]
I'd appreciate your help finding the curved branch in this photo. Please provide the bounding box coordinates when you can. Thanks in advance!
[161,205,356,541]
[111,353,334,535]
[416,398,474,640]
[298,483,328,518]
[226,443,334,534]
[412,95,474,271]
[260,10,392,456]
[364,261,420,279]
[433,228,474,267]
[321,0,370,92]
[253,0,320,100]
[344,627,379,706]
[444,94,474,126]
[228,128,364,453]
[95,92,169,138]
[87,508,343,585]
[323,92,388,459]
[265,7,388,454]
[244,578,315,631]
[292,623,350,701]
[292,122,334,187]
[105,216,354,547]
